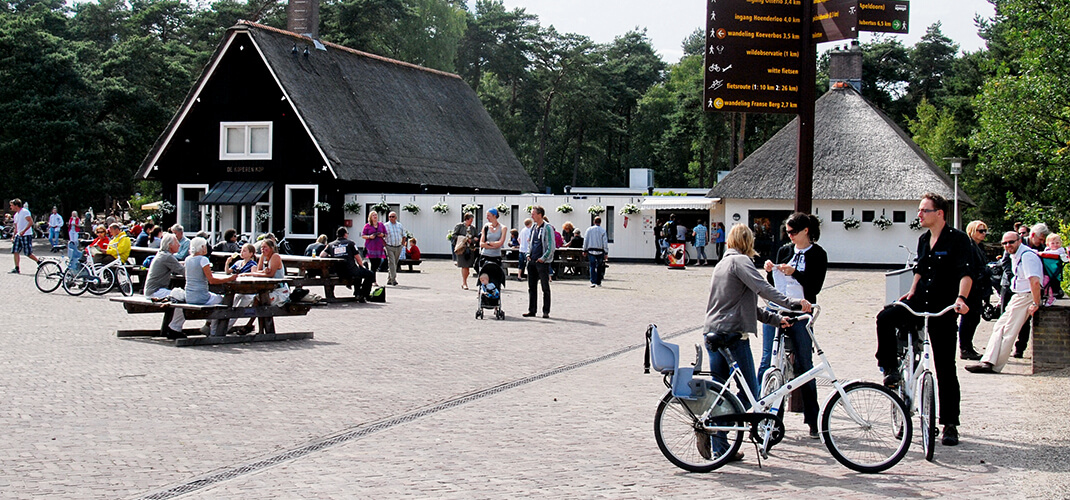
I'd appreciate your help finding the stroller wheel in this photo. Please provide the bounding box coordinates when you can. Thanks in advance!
[476,310,483,319]
[496,309,505,320]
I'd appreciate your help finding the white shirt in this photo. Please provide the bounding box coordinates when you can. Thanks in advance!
[383,221,406,246]
[772,244,810,299]
[49,213,63,228]
[1011,244,1043,294]
[14,208,32,235]
[518,225,532,253]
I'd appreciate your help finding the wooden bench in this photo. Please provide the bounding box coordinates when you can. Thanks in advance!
[397,259,421,272]
[110,278,313,347]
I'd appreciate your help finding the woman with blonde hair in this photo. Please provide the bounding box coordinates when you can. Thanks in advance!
[697,224,811,462]
[958,220,990,360]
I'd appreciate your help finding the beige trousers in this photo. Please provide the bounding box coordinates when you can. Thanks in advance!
[979,292,1033,372]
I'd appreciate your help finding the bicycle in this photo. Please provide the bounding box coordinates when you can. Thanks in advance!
[34,255,69,293]
[756,306,803,446]
[890,301,956,461]
[646,306,912,474]
[61,250,133,297]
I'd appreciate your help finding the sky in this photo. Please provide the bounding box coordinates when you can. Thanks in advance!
[482,0,997,63]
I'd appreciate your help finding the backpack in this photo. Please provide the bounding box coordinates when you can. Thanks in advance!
[661,222,674,239]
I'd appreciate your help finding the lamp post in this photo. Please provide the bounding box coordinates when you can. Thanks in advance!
[944,157,965,229]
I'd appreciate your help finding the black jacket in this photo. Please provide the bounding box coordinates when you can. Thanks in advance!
[764,242,828,303]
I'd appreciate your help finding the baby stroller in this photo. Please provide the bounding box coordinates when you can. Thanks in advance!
[981,261,1004,321]
[475,259,506,320]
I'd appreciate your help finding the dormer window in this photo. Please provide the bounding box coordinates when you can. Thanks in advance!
[219,122,272,160]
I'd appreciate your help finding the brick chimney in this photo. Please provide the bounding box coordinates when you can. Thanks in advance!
[829,40,862,91]
[287,0,319,39]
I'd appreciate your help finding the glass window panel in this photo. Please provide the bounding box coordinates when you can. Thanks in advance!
[862,210,875,223]
[250,127,270,154]
[831,210,844,222]
[606,208,615,243]
[181,188,205,232]
[290,189,315,235]
[893,211,907,223]
[226,127,245,154]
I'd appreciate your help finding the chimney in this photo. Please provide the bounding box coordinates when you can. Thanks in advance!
[829,40,862,91]
[287,0,319,39]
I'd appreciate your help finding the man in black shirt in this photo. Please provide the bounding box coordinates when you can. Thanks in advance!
[875,192,977,447]
[321,227,374,302]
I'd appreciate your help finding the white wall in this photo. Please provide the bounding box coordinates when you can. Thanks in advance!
[345,193,667,260]
[721,198,924,266]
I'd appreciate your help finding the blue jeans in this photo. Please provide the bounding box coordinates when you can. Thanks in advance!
[707,338,759,409]
[587,253,605,285]
[48,227,60,247]
[517,251,527,277]
[759,315,819,427]
[696,245,707,262]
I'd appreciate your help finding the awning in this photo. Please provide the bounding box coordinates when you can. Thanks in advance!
[639,197,720,210]
[140,201,162,210]
[200,181,272,205]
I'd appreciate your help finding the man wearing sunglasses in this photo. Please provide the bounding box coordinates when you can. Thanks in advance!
[967,232,1042,374]
[875,192,979,447]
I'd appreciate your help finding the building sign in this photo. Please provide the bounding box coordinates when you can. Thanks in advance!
[858,0,909,34]
[703,0,804,115]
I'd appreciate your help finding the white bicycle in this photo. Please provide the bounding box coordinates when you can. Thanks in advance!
[646,307,912,474]
[890,301,955,461]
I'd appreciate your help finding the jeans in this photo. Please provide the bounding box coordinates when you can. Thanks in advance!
[696,245,708,262]
[517,251,527,277]
[48,227,60,247]
[707,338,759,409]
[758,316,819,427]
[527,261,551,314]
[587,253,605,285]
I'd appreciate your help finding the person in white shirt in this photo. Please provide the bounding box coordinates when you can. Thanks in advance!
[8,199,40,273]
[583,216,609,287]
[47,207,63,251]
[516,218,533,281]
[382,211,406,286]
[967,231,1043,373]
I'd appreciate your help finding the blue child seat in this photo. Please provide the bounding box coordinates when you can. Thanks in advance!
[649,325,703,400]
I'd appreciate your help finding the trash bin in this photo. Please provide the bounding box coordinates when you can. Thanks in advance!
[885,267,913,304]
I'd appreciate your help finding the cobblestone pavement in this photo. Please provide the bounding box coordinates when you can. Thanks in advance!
[1,240,1067,499]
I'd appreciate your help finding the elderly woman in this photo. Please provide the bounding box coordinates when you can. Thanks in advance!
[453,213,479,289]
[698,224,811,462]
[479,208,508,268]
[362,211,387,284]
[164,237,238,339]
[67,211,81,243]
[958,220,990,360]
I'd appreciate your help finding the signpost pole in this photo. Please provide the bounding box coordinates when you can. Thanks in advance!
[795,0,816,214]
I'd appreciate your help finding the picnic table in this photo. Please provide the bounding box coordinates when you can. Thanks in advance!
[552,248,589,278]
[277,254,353,303]
[111,275,312,347]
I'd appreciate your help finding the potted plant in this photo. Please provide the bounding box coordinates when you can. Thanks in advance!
[343,201,361,215]
[496,203,509,215]
[432,202,450,214]
[873,214,892,230]
[314,201,331,212]
[402,203,420,215]
[158,200,176,215]
[909,217,923,230]
[556,203,573,214]
[588,205,606,215]
[371,201,390,214]
[463,203,480,214]
[619,204,641,215]
[843,215,861,230]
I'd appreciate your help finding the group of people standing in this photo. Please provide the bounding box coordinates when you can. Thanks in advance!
[657,216,725,266]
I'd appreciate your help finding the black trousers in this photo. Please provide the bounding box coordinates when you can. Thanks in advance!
[957,298,983,351]
[527,261,551,314]
[338,265,375,298]
[1002,285,1031,353]
[876,301,960,426]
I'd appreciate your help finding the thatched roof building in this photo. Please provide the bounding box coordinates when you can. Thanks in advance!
[708,85,971,205]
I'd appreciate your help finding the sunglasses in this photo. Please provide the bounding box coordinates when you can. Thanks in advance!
[977,229,987,234]
[786,228,801,236]
[1001,241,1017,246]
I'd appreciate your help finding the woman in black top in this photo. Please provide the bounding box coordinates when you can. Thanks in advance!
[758,212,828,439]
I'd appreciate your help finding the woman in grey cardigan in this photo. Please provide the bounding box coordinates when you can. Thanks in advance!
[705,224,811,402]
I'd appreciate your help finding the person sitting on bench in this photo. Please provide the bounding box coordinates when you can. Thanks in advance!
[321,226,375,303]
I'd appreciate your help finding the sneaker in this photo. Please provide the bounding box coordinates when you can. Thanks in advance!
[522,312,536,317]
[1012,350,1024,359]
[597,283,602,287]
[590,283,596,288]
[882,372,901,389]
[809,425,820,440]
[960,349,982,361]
[965,362,995,373]
[199,324,211,335]
[542,313,550,318]
[941,425,959,446]
[163,327,186,340]
[8,268,18,274]
[695,431,712,460]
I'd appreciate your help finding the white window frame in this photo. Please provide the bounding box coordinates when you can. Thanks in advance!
[219,121,273,160]
[285,184,319,239]
[176,183,209,232]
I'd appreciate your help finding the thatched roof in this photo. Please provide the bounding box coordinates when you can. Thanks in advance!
[707,87,972,204]
[138,21,535,193]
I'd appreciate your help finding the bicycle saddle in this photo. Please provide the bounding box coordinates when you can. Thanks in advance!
[705,331,743,350]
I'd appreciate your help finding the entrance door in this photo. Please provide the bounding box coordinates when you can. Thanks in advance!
[748,210,793,264]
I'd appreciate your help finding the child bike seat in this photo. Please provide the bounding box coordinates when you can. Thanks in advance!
[649,325,703,400]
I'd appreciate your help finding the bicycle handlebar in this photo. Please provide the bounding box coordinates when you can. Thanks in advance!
[768,302,820,324]
[891,301,958,318]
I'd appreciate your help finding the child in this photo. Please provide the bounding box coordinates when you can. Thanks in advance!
[226,243,258,274]
[1044,234,1069,262]
[406,237,421,261]
[1039,234,1068,305]
[478,273,499,299]
[509,228,520,249]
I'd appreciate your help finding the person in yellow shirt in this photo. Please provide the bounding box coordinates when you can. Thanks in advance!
[98,222,131,265]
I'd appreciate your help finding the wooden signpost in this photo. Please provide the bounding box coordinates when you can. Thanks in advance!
[705,0,909,213]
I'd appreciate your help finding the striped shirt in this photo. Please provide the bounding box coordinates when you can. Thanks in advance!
[384,221,406,246]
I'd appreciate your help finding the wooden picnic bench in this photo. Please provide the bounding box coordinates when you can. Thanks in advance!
[552,248,589,278]
[111,276,312,347]
[397,258,421,272]
[277,254,357,303]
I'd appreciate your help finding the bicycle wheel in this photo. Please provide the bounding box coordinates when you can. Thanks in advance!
[61,268,88,296]
[757,368,786,446]
[87,267,115,295]
[822,381,911,473]
[919,371,936,461]
[116,267,133,296]
[653,380,745,473]
[34,261,63,293]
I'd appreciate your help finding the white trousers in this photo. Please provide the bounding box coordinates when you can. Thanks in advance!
[979,292,1033,372]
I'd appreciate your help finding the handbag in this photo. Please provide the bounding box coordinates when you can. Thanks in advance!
[454,235,468,255]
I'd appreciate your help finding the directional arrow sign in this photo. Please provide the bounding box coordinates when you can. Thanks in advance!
[858,0,909,34]
[812,0,859,43]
